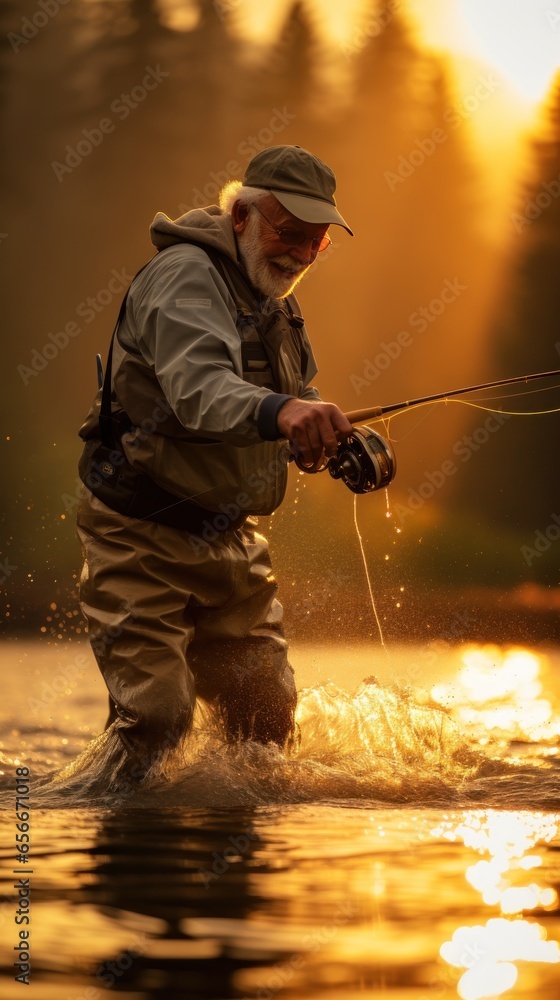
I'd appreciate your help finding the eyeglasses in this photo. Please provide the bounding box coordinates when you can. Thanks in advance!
[252,204,332,253]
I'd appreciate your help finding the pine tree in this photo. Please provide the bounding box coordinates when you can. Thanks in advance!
[451,75,560,575]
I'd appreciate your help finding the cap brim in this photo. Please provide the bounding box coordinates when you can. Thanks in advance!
[270,189,354,236]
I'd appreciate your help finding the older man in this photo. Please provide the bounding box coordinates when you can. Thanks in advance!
[77,145,353,776]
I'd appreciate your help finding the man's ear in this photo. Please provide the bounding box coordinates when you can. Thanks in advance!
[231,199,250,234]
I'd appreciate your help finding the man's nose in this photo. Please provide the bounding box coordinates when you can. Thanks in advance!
[289,240,318,266]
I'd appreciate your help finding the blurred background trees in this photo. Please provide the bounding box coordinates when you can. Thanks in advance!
[1,0,558,637]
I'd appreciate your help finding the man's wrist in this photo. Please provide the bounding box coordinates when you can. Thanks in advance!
[257,393,295,440]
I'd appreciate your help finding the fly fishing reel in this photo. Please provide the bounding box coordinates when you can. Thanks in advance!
[328,426,396,493]
[294,426,397,494]
[292,367,560,494]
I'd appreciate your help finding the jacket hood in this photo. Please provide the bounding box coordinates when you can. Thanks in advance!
[150,205,240,264]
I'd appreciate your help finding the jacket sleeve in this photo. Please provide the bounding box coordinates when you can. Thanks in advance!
[126,246,293,447]
[300,384,322,402]
[298,320,322,402]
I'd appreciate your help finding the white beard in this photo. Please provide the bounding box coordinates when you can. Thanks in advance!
[237,212,311,299]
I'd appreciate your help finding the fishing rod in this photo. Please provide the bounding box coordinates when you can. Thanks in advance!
[295,368,560,494]
[344,368,560,424]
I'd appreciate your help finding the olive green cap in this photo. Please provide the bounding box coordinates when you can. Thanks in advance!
[242,145,354,235]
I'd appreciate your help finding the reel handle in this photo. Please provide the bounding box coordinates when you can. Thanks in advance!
[292,453,330,474]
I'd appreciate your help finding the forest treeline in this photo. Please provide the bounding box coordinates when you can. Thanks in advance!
[0,0,558,634]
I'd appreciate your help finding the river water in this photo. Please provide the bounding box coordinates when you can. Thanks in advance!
[0,639,559,999]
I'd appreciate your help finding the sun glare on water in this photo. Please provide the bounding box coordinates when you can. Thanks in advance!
[431,645,560,745]
[435,811,560,999]
[429,647,560,997]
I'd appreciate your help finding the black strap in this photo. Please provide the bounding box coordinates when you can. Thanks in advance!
[99,255,155,446]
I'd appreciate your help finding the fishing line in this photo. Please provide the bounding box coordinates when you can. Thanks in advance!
[353,494,390,658]
[343,368,560,425]
[332,370,560,652]
[439,397,560,417]
[458,381,560,404]
[366,395,560,438]
[348,389,560,656]
[379,405,436,445]
[309,370,560,492]
[374,385,560,442]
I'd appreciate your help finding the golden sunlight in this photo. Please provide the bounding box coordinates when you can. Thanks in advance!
[228,0,293,47]
[441,918,559,1000]
[398,0,560,106]
[157,0,200,32]
[229,0,369,48]
[436,812,560,999]
[231,0,559,105]
[452,0,560,103]
[430,646,560,743]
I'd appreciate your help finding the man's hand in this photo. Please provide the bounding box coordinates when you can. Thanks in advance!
[276,399,353,468]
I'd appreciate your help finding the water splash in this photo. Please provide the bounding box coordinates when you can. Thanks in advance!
[19,674,559,812]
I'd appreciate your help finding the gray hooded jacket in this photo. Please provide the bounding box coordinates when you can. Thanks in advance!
[79,206,321,515]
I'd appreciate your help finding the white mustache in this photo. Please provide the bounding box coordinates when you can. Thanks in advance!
[271,256,307,274]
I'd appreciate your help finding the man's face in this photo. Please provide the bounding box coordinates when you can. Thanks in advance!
[235,194,330,299]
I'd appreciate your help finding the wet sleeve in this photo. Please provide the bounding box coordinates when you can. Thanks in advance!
[129,248,290,446]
